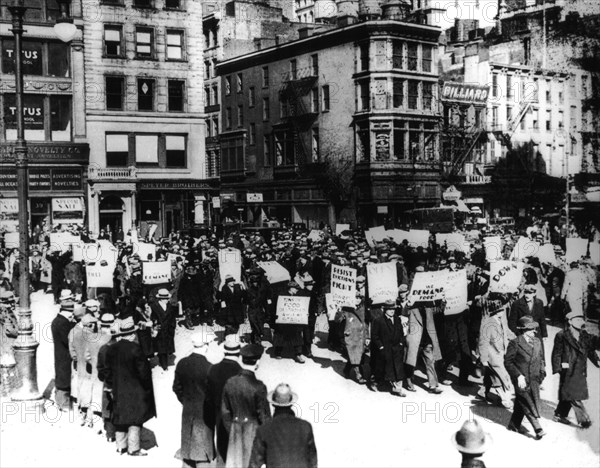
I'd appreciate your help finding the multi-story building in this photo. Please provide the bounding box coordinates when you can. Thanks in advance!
[0,0,88,231]
[294,0,338,23]
[84,0,206,237]
[217,1,442,228]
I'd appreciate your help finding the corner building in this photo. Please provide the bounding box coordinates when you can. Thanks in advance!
[84,0,207,237]
[217,4,442,228]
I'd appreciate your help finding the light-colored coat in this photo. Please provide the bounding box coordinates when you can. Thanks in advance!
[69,324,101,408]
[404,306,442,367]
[84,330,113,412]
[478,309,514,391]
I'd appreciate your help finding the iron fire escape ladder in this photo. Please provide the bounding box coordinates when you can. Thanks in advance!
[448,127,485,177]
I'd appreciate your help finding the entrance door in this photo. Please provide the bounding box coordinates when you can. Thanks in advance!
[165,208,181,235]
[99,195,124,238]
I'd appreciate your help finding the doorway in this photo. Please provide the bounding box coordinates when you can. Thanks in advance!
[99,195,124,238]
[165,207,181,235]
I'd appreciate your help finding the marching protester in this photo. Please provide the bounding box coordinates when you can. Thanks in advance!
[150,289,177,371]
[51,293,76,412]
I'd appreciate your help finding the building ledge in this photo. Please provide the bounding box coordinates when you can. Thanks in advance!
[273,164,299,178]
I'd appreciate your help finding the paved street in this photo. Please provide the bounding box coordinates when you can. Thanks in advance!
[0,291,598,468]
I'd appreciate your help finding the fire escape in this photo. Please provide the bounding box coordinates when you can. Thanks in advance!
[492,100,531,150]
[275,66,318,177]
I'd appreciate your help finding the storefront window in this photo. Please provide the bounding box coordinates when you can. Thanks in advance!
[50,95,72,141]
[1,38,69,77]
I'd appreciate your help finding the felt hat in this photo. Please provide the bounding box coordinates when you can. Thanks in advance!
[99,313,115,327]
[517,315,538,331]
[398,284,409,294]
[59,290,74,302]
[115,316,138,336]
[565,311,584,321]
[452,419,492,454]
[240,343,264,364]
[383,300,397,309]
[84,299,100,309]
[156,288,171,299]
[267,383,298,407]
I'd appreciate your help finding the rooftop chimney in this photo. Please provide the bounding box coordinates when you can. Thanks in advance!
[381,0,411,21]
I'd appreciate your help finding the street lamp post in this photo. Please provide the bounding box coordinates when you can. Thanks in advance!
[8,0,43,409]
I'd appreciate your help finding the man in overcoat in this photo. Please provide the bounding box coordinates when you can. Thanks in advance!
[335,300,367,384]
[95,312,117,442]
[104,316,157,456]
[150,288,177,370]
[246,269,270,345]
[508,284,547,343]
[173,333,216,467]
[504,316,546,440]
[206,335,242,463]
[219,275,247,332]
[51,300,76,411]
[221,344,271,468]
[551,311,600,428]
[371,300,407,397]
[272,281,305,363]
[178,265,203,330]
[249,383,317,468]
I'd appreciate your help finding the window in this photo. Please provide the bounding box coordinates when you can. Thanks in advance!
[545,110,552,131]
[280,99,287,118]
[311,127,319,162]
[165,0,181,9]
[166,30,184,60]
[311,54,318,76]
[225,107,232,129]
[392,40,403,69]
[407,43,418,71]
[424,123,436,161]
[168,80,184,111]
[422,82,433,109]
[204,61,211,78]
[356,123,370,161]
[492,107,498,127]
[393,122,406,160]
[137,78,154,111]
[507,105,513,122]
[211,59,217,78]
[248,87,255,107]
[523,37,531,64]
[135,27,154,58]
[407,81,418,109]
[409,123,420,160]
[2,39,70,77]
[262,97,270,120]
[50,95,71,141]
[212,117,219,136]
[393,78,404,108]
[582,75,589,97]
[204,86,211,107]
[532,108,539,130]
[220,137,245,172]
[558,90,564,104]
[104,26,122,57]
[558,110,564,128]
[492,74,498,98]
[422,45,432,72]
[106,76,124,110]
[237,105,243,127]
[106,134,129,167]
[236,73,243,93]
[360,43,369,71]
[166,135,186,167]
[570,105,577,130]
[290,60,297,80]
[311,88,319,113]
[322,85,330,111]
[262,67,269,87]
[359,82,369,111]
[212,85,218,105]
[546,80,551,103]
[135,134,159,164]
[264,134,271,166]
[225,76,231,95]
[507,75,514,101]
[249,123,256,145]
[133,0,152,6]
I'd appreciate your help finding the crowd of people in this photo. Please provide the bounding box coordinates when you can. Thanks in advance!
[0,216,599,467]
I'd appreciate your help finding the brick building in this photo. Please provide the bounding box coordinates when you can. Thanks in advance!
[0,0,88,231]
[217,1,442,228]
[84,0,206,237]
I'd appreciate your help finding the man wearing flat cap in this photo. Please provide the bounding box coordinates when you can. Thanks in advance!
[173,333,217,467]
[249,383,317,468]
[221,344,271,468]
[551,311,600,429]
[272,282,306,363]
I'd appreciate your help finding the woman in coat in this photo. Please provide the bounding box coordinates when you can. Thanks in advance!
[504,315,546,439]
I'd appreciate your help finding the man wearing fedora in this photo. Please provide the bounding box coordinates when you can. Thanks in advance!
[551,311,600,428]
[104,317,156,456]
[452,419,491,468]
[206,335,242,463]
[173,333,217,468]
[178,264,203,330]
[51,297,76,411]
[221,344,271,468]
[96,313,118,442]
[249,383,317,468]
[508,283,548,343]
[219,274,247,333]
[150,288,177,371]
[504,315,547,439]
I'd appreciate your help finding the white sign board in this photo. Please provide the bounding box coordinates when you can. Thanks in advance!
[49,232,81,254]
[484,236,502,262]
[408,270,446,304]
[134,242,157,261]
[308,230,324,242]
[325,293,338,320]
[4,232,19,249]
[275,295,310,325]
[257,261,291,284]
[218,248,242,287]
[565,238,589,264]
[509,236,540,261]
[366,261,398,304]
[435,233,469,254]
[589,242,600,266]
[536,243,558,266]
[142,261,172,285]
[335,224,350,236]
[443,269,468,316]
[330,265,356,308]
[51,198,84,226]
[246,193,263,203]
[489,261,525,294]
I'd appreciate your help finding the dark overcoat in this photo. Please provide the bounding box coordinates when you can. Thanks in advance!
[173,353,215,462]
[51,314,75,391]
[551,328,600,401]
[371,314,406,382]
[220,283,246,326]
[249,407,318,468]
[150,301,176,355]
[178,274,203,311]
[206,358,242,461]
[104,339,157,426]
[221,369,271,468]
[504,335,545,418]
[508,297,548,339]
[96,338,115,420]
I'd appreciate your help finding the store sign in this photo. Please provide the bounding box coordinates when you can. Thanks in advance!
[377,206,388,214]
[2,40,43,75]
[139,181,210,190]
[441,82,489,104]
[3,94,44,129]
[194,195,205,224]
[0,167,83,191]
[212,196,221,209]
[375,132,390,159]
[443,185,462,201]
[52,198,84,226]
[247,193,263,203]
[0,143,90,164]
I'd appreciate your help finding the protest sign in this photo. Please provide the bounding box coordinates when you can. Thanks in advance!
[407,270,446,304]
[308,230,324,242]
[405,229,430,248]
[142,261,172,285]
[167,253,181,265]
[369,226,388,242]
[4,232,19,249]
[275,295,310,325]
[365,230,375,248]
[590,242,600,266]
[536,243,558,266]
[366,261,398,304]
[565,238,589,264]
[509,236,540,261]
[443,269,468,316]
[257,261,291,284]
[335,224,350,236]
[134,242,157,261]
[484,236,502,262]
[325,293,338,321]
[86,258,116,289]
[219,248,242,287]
[387,229,408,245]
[435,233,469,254]
[330,265,356,308]
[49,232,80,253]
[489,261,525,293]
